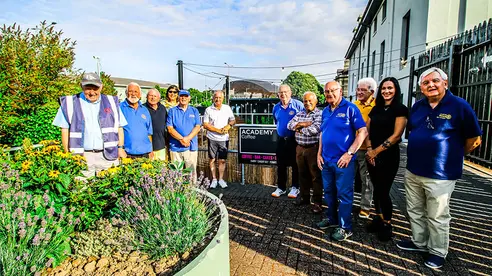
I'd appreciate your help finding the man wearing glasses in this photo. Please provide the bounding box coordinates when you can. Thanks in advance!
[271,84,304,198]
[167,89,201,183]
[397,67,482,269]
[316,81,367,241]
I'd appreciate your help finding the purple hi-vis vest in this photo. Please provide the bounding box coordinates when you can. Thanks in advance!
[60,93,120,161]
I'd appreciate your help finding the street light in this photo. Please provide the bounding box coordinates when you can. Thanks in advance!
[224,62,232,76]
[93,56,101,75]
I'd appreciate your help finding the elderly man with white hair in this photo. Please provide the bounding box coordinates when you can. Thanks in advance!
[144,88,167,160]
[287,91,323,213]
[120,82,153,159]
[354,77,377,219]
[396,67,482,269]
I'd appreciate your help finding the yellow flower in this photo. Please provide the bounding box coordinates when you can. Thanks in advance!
[43,145,61,153]
[48,170,60,179]
[121,158,133,165]
[97,170,107,178]
[141,163,153,170]
[107,167,120,175]
[21,161,33,172]
[40,140,60,147]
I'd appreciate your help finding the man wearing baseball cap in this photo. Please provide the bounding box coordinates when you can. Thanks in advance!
[166,89,201,183]
[53,72,128,177]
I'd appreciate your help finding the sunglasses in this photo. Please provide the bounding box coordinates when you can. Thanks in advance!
[168,90,178,94]
[426,115,435,130]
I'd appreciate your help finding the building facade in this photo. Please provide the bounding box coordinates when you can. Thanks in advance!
[335,59,350,99]
[345,0,492,105]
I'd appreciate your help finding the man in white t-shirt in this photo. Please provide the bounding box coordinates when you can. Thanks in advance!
[203,90,235,189]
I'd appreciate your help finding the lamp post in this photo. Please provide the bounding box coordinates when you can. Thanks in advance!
[93,56,101,75]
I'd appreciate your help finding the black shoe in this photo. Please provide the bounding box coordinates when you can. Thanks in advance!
[377,222,392,241]
[293,199,310,206]
[366,215,383,233]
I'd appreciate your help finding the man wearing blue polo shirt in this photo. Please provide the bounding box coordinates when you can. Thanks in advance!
[120,82,153,159]
[167,90,201,183]
[271,84,304,198]
[316,81,367,241]
[396,67,482,269]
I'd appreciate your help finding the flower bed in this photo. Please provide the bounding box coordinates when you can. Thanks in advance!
[0,140,224,276]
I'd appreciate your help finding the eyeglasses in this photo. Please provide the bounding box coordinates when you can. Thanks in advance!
[426,115,435,130]
[168,90,178,94]
[324,88,340,94]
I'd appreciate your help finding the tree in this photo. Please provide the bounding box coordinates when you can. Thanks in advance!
[282,71,323,100]
[0,21,78,144]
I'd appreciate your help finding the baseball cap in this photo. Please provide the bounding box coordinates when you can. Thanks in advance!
[178,89,190,96]
[81,72,103,87]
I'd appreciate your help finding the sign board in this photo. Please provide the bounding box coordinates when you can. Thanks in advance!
[237,124,278,165]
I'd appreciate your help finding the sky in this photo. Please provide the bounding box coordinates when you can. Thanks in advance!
[1,0,367,90]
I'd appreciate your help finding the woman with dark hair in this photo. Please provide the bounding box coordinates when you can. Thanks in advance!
[163,85,179,109]
[364,77,409,241]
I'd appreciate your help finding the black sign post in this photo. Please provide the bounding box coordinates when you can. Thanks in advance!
[237,124,278,165]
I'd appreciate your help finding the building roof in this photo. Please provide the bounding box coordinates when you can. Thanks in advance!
[225,79,279,93]
[110,77,172,88]
[344,0,383,59]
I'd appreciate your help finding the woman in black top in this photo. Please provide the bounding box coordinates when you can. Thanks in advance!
[364,77,409,241]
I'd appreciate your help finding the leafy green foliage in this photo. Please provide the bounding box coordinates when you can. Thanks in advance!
[99,71,117,96]
[12,102,61,146]
[0,21,79,144]
[282,71,324,101]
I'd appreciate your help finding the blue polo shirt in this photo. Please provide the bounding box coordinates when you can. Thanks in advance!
[166,105,201,152]
[407,91,482,180]
[272,99,304,137]
[120,100,153,155]
[320,98,366,162]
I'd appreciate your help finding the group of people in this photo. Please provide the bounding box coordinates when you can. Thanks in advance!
[52,73,234,186]
[54,66,482,270]
[270,67,482,269]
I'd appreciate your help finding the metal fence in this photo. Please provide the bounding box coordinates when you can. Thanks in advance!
[407,19,492,168]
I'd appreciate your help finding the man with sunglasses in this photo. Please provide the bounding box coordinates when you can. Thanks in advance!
[167,89,201,183]
[397,67,482,269]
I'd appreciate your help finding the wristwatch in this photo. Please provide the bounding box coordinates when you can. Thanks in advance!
[347,150,354,156]
[117,145,125,149]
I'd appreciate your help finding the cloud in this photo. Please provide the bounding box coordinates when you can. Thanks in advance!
[199,41,275,54]
[1,0,367,89]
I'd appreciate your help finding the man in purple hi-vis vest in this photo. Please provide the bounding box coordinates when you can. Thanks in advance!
[52,72,128,177]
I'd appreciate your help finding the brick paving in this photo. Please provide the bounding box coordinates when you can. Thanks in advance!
[209,145,492,276]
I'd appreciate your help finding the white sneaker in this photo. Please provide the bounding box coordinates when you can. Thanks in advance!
[218,179,228,188]
[271,188,286,198]
[210,179,218,189]
[288,187,300,199]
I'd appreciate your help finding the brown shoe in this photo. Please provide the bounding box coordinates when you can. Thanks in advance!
[312,204,322,214]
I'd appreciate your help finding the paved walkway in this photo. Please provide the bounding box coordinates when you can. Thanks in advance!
[210,146,492,276]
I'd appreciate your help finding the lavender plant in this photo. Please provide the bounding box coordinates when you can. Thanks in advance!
[0,164,78,276]
[116,165,220,260]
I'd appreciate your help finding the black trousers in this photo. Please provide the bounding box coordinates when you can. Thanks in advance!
[367,147,400,221]
[276,136,299,190]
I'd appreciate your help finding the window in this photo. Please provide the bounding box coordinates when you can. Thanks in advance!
[373,14,377,35]
[362,34,366,50]
[372,51,376,77]
[382,1,387,21]
[361,62,365,78]
[379,41,385,79]
[400,11,411,69]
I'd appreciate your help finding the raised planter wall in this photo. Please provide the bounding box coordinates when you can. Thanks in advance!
[175,190,230,276]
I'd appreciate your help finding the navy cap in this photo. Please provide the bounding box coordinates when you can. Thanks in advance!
[178,89,190,96]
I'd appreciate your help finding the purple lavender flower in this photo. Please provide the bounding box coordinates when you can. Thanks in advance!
[16,256,21,261]
[32,234,40,246]
[42,193,49,205]
[18,221,26,229]
[45,258,54,267]
[155,190,162,201]
[41,219,47,227]
[23,253,29,259]
[47,207,55,218]
[177,209,182,215]
[44,233,52,242]
[30,266,37,273]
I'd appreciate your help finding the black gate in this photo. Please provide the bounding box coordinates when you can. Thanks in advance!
[407,19,492,169]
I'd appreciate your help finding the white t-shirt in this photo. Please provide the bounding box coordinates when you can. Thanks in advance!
[203,104,235,141]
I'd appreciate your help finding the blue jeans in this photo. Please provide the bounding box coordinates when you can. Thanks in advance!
[322,161,355,231]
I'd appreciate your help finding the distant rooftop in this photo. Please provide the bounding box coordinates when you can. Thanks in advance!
[110,77,172,88]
